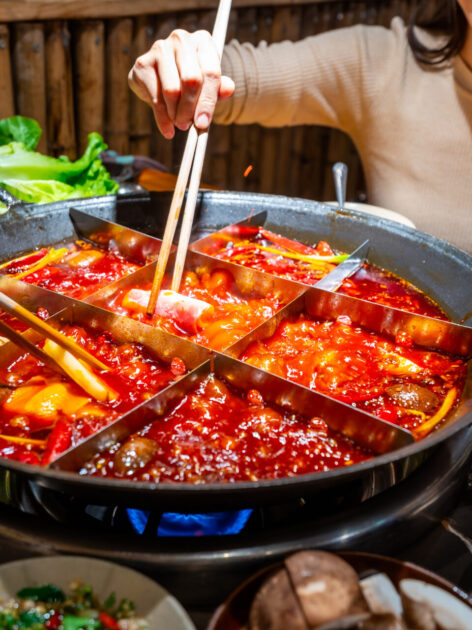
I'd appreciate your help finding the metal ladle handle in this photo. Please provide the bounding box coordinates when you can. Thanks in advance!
[333,162,348,209]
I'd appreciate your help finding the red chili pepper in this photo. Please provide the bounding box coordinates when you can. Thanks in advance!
[259,228,318,256]
[42,420,72,466]
[247,389,264,406]
[314,240,335,256]
[376,407,400,422]
[18,450,41,466]
[395,331,413,348]
[99,612,120,629]
[36,307,50,321]
[45,612,61,629]
[226,225,259,238]
[170,357,187,377]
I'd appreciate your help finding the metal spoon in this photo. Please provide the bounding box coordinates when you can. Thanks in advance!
[332,162,348,209]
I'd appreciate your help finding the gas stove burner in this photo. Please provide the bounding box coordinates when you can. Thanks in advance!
[0,429,470,610]
[7,468,379,534]
[126,508,253,536]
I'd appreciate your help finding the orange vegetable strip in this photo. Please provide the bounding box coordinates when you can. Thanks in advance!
[259,227,321,256]
[0,248,48,272]
[9,247,68,280]
[251,244,347,266]
[0,434,46,446]
[413,388,458,440]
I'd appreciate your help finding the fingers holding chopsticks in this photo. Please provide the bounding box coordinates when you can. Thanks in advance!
[128,29,235,139]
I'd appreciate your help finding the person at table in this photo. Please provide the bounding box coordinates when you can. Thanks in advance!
[128,0,472,254]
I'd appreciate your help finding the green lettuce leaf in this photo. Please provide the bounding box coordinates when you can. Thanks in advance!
[0,133,108,183]
[0,129,118,205]
[0,179,83,204]
[0,116,42,151]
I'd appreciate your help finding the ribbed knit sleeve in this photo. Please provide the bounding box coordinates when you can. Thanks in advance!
[215,18,407,136]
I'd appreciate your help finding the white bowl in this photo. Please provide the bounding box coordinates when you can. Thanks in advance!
[325,201,416,228]
[0,555,195,630]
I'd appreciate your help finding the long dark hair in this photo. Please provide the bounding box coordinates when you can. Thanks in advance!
[407,0,467,65]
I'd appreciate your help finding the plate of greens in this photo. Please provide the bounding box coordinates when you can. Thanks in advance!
[0,555,195,629]
[0,115,118,209]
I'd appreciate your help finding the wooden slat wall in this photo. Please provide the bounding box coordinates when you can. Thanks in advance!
[2,0,416,202]
[0,25,15,120]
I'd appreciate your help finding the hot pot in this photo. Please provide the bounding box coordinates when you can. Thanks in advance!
[0,189,470,512]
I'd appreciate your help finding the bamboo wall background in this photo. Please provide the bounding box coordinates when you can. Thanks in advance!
[0,0,416,201]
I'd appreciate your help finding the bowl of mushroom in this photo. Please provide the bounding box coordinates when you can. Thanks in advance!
[207,551,472,630]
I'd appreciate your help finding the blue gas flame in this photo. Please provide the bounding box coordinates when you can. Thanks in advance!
[126,508,253,536]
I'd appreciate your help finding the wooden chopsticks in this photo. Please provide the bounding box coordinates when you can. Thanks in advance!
[0,318,69,376]
[0,291,109,372]
[146,0,232,315]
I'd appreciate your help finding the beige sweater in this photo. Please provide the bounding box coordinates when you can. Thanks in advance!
[215,17,472,254]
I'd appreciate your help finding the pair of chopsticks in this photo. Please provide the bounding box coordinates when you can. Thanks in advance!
[0,291,109,374]
[146,0,232,316]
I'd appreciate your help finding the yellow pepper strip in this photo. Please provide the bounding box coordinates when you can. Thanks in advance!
[403,409,427,420]
[413,388,458,440]
[250,244,348,266]
[9,247,68,280]
[0,434,46,447]
[0,250,45,272]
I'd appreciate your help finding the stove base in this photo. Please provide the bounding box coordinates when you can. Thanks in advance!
[0,428,470,609]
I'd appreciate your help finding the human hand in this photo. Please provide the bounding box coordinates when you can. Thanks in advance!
[128,29,235,139]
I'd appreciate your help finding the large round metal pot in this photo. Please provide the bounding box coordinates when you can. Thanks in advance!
[0,190,470,510]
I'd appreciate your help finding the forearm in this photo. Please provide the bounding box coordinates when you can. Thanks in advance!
[215,24,388,132]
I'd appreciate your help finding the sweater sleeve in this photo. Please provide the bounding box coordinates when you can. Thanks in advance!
[215,18,408,136]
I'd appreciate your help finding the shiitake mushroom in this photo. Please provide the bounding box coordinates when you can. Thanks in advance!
[358,614,407,630]
[113,436,157,475]
[248,553,472,630]
[249,551,368,630]
[385,384,438,412]
[249,568,308,630]
[285,551,366,627]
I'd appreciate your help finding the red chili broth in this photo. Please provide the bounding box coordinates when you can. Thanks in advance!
[0,325,181,465]
[0,238,140,301]
[214,228,446,318]
[80,374,372,483]
[240,314,466,434]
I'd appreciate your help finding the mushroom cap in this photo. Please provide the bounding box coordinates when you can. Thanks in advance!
[400,579,472,630]
[358,613,408,630]
[249,568,308,630]
[315,612,372,629]
[284,551,363,627]
[385,384,438,412]
[113,436,156,474]
[360,573,403,618]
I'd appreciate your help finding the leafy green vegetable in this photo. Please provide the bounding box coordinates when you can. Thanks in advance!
[103,592,116,611]
[72,157,119,198]
[1,578,147,629]
[0,116,41,151]
[0,119,119,207]
[62,615,101,630]
[0,611,17,628]
[2,179,82,204]
[17,584,65,603]
[116,598,136,618]
[18,609,46,626]
[0,133,107,182]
